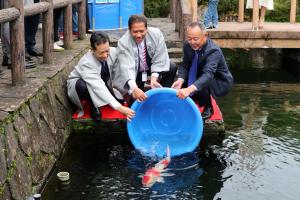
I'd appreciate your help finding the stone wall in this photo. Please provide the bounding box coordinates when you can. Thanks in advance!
[0,41,89,200]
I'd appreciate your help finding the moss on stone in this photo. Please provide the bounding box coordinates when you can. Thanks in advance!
[0,185,4,195]
[26,156,33,167]
[0,126,4,135]
[7,160,17,181]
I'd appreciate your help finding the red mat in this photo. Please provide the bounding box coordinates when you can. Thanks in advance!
[72,97,223,121]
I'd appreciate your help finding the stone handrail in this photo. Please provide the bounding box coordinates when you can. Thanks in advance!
[0,0,86,86]
[238,0,298,29]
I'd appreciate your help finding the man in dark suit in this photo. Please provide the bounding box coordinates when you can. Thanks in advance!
[172,22,233,120]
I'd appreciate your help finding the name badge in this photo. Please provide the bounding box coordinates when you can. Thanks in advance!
[142,72,147,82]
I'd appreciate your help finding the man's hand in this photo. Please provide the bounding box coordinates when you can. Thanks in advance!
[132,87,147,102]
[117,105,135,121]
[177,85,197,99]
[171,79,184,89]
[150,76,162,89]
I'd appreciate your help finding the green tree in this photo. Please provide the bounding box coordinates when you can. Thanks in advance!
[144,0,300,22]
[144,0,170,17]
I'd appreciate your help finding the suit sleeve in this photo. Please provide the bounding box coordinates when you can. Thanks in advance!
[117,40,137,90]
[79,62,121,109]
[150,30,170,73]
[193,49,220,91]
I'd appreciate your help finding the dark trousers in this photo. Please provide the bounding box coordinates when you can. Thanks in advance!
[136,62,177,91]
[75,78,123,108]
[54,9,63,42]
[75,78,93,105]
[191,87,212,108]
[182,79,212,108]
[24,0,40,50]
[25,15,39,50]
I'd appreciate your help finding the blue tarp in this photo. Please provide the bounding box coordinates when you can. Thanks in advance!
[88,0,143,30]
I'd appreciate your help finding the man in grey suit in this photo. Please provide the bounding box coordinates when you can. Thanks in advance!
[67,32,135,120]
[116,15,177,103]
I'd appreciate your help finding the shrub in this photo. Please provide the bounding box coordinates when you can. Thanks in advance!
[144,0,170,17]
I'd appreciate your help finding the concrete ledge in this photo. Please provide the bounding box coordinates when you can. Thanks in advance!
[0,39,90,199]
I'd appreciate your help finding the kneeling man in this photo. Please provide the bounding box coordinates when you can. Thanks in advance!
[172,22,233,120]
[67,32,135,120]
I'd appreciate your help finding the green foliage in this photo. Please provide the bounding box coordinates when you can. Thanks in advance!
[144,0,170,17]
[266,0,300,22]
[144,0,300,22]
[216,0,300,22]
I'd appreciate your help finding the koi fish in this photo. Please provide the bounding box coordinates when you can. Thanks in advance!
[142,146,173,187]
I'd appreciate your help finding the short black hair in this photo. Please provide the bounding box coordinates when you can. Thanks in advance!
[90,32,110,50]
[128,14,148,30]
[188,22,206,31]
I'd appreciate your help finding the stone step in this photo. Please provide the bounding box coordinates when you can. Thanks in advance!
[165,40,183,49]
[170,57,182,65]
[110,40,183,49]
[168,47,183,58]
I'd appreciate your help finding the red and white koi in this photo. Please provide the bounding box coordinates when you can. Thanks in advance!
[141,146,173,187]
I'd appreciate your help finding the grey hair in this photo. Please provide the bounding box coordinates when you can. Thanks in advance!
[188,22,206,31]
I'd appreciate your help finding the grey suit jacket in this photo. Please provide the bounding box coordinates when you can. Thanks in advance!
[67,48,121,116]
[116,27,170,93]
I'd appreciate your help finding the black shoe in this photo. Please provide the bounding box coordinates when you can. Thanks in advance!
[205,26,214,30]
[202,106,214,120]
[90,106,101,120]
[25,61,36,69]
[7,60,36,69]
[27,48,43,57]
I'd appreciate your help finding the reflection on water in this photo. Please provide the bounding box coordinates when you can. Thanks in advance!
[214,85,300,200]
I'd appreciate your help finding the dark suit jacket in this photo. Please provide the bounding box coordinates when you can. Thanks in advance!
[178,38,233,97]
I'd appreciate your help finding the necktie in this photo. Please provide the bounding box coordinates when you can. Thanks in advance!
[100,61,110,84]
[139,42,148,72]
[188,51,198,86]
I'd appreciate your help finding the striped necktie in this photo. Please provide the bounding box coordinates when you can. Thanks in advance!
[139,41,148,72]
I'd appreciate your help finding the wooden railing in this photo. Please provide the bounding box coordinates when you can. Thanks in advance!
[171,0,298,39]
[0,0,86,86]
[238,0,298,29]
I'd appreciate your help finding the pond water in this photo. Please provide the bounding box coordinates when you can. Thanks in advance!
[42,49,300,200]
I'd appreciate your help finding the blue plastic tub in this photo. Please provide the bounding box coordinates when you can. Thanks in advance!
[88,0,143,30]
[127,88,203,157]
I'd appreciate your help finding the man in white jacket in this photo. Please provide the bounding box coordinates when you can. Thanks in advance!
[67,32,135,120]
[116,15,177,102]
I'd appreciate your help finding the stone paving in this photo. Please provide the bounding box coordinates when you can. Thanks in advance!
[0,30,90,121]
